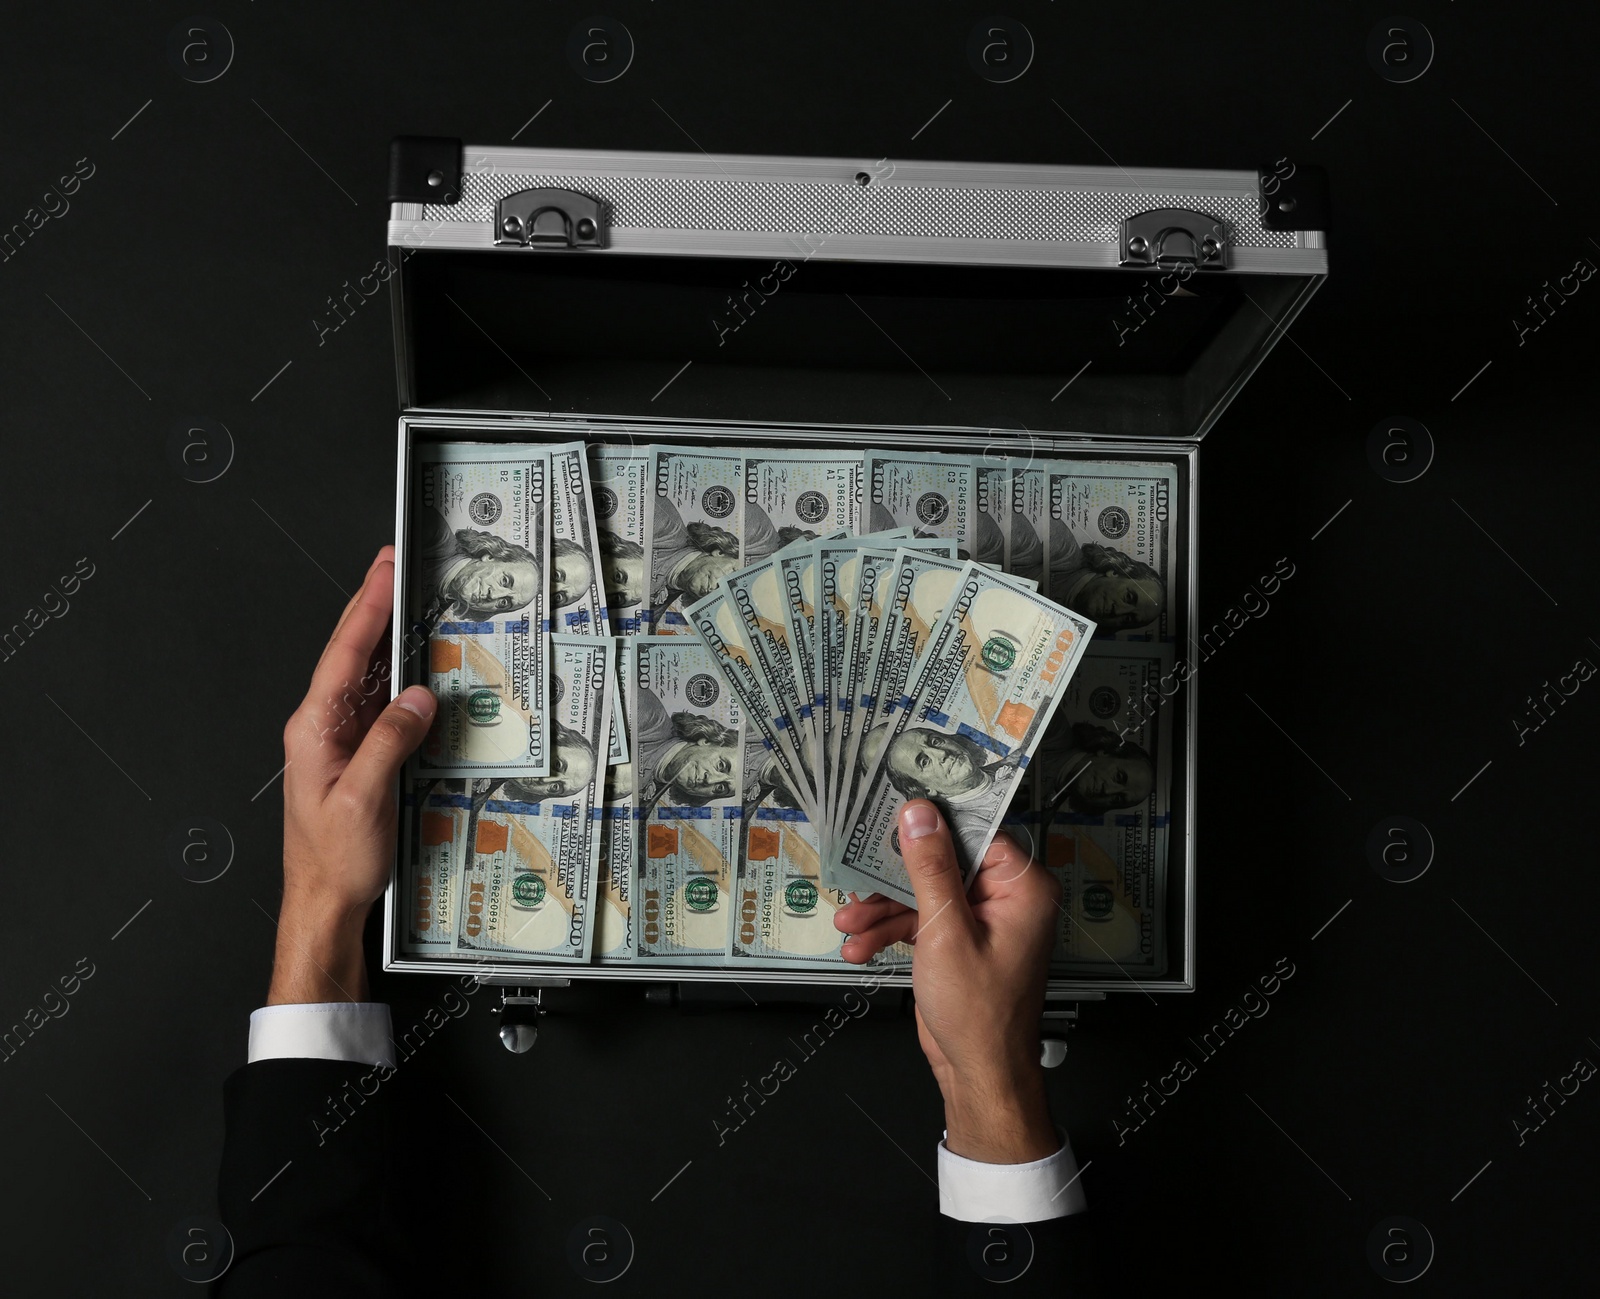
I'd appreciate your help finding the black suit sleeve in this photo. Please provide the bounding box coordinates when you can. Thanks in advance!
[936,1209,1103,1297]
[213,1058,404,1299]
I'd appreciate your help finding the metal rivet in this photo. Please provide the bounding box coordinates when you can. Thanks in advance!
[854,171,871,186]
[502,216,521,236]
[576,217,596,239]
[1128,235,1149,255]
[426,169,444,188]
[1201,237,1220,257]
[1277,196,1297,213]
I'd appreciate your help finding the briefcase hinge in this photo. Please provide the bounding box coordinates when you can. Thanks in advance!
[495,186,608,249]
[1119,207,1228,270]
[475,974,573,988]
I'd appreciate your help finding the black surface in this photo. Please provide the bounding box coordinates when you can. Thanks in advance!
[404,248,1287,434]
[2,3,1595,1295]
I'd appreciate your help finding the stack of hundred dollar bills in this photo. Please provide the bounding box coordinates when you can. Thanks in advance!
[399,441,1176,979]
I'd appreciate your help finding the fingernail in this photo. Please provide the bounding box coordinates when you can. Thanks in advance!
[901,801,940,840]
[395,686,435,718]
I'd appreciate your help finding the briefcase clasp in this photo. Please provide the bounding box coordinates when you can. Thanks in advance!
[1119,207,1228,270]
[495,186,609,249]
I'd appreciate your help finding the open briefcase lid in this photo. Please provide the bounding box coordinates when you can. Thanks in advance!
[386,139,1329,445]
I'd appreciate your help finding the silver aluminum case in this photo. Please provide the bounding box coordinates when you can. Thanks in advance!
[383,144,1329,998]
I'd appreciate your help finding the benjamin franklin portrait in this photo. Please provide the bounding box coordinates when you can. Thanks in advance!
[494,721,599,805]
[416,506,541,622]
[633,679,740,813]
[1048,518,1165,634]
[855,723,1021,865]
[1037,720,1155,818]
[598,531,646,610]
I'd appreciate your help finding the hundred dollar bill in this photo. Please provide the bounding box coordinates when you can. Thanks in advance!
[806,534,940,815]
[816,540,866,832]
[1036,642,1173,976]
[590,445,650,635]
[743,449,863,562]
[595,641,636,962]
[836,571,1095,905]
[865,449,1004,562]
[646,446,743,634]
[729,767,912,969]
[720,533,846,801]
[399,777,470,954]
[412,446,550,776]
[548,441,608,634]
[723,549,811,730]
[995,470,1050,850]
[549,442,629,765]
[1047,462,1177,639]
[1007,467,1049,592]
[609,659,630,766]
[684,587,814,817]
[972,461,1010,569]
[776,542,827,764]
[832,547,930,837]
[631,636,744,961]
[836,548,977,838]
[454,635,614,962]
[772,530,865,776]
[810,541,883,827]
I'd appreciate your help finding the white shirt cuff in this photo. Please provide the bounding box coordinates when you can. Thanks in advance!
[937,1130,1087,1222]
[247,1003,395,1069]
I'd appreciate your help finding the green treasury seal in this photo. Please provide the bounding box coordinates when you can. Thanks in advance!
[784,879,819,914]
[684,877,719,912]
[466,689,501,725]
[980,635,1018,672]
[1081,883,1115,921]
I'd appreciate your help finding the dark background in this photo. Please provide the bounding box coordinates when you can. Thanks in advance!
[3,3,1595,1294]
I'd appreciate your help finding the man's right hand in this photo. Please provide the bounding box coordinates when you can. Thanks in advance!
[833,800,1061,1165]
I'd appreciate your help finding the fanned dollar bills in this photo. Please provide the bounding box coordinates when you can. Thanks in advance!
[401,441,1177,976]
[681,501,1093,904]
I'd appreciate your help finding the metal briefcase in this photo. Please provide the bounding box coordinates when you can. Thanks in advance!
[380,137,1328,1044]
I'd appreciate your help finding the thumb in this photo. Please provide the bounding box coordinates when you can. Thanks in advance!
[898,801,975,930]
[340,686,436,809]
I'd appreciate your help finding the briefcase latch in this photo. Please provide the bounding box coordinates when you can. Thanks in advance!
[495,186,608,249]
[1119,207,1228,270]
[496,985,558,1053]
